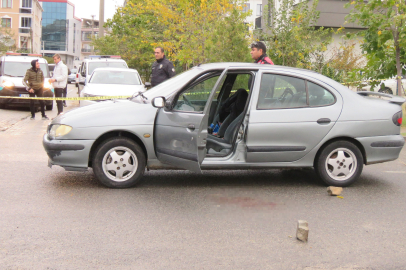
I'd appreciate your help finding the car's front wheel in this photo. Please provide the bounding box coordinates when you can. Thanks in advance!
[93,137,146,188]
[315,141,363,187]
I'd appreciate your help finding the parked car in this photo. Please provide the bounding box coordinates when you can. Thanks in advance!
[79,68,145,107]
[362,75,406,95]
[43,63,405,188]
[77,55,128,94]
[68,68,78,84]
[0,53,54,110]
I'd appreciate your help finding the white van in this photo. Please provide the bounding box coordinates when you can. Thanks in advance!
[0,53,54,110]
[77,55,128,93]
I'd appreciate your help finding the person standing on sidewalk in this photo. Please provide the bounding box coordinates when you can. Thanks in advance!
[22,59,49,120]
[250,41,274,65]
[49,54,68,115]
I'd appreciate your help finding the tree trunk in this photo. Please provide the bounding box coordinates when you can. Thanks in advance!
[395,45,403,96]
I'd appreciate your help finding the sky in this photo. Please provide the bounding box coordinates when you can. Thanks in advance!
[68,0,124,21]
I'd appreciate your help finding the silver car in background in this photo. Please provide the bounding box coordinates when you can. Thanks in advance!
[43,63,405,188]
[79,68,145,107]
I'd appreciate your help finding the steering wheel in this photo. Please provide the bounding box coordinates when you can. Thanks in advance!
[278,88,294,103]
[183,94,193,107]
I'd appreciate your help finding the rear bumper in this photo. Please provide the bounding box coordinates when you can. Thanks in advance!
[43,134,94,170]
[356,135,405,165]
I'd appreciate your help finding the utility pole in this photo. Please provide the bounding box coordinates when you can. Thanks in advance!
[99,0,105,38]
[91,15,95,55]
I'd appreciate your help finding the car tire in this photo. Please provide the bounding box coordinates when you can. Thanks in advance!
[46,104,53,110]
[92,137,146,188]
[315,141,363,187]
[0,103,5,109]
[378,87,393,95]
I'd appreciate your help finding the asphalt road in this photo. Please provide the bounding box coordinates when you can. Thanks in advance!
[1,85,406,269]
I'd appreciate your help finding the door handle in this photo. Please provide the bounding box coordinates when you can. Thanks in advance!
[187,124,195,130]
[317,118,331,124]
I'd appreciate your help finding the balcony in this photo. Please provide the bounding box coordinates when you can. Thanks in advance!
[19,28,30,34]
[81,48,92,53]
[20,8,32,14]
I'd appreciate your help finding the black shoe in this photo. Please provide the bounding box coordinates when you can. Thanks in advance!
[30,116,35,120]
[42,115,49,120]
[63,103,67,107]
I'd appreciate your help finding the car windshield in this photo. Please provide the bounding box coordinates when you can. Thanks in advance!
[142,67,204,99]
[89,70,141,85]
[88,62,127,74]
[4,62,50,77]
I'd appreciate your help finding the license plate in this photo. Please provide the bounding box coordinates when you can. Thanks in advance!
[19,94,29,97]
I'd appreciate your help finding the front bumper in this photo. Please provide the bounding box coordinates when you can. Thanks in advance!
[43,134,95,170]
[357,134,405,165]
[0,87,53,106]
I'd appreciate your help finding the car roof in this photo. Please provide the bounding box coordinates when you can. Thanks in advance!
[1,56,48,63]
[92,67,138,73]
[83,58,126,63]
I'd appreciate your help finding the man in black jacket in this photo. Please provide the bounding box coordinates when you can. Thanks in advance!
[150,47,176,87]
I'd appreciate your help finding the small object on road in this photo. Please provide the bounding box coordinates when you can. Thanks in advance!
[327,186,343,196]
[337,196,344,199]
[296,220,309,242]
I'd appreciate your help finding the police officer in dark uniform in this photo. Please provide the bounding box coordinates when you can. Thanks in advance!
[151,47,176,87]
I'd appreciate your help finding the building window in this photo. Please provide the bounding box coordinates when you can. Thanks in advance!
[20,36,29,50]
[242,3,250,13]
[2,0,11,8]
[257,4,262,16]
[1,18,11,28]
[21,17,31,28]
[22,0,32,8]
[73,23,76,53]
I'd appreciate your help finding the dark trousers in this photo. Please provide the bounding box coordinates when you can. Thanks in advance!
[29,88,45,117]
[54,88,64,114]
[63,85,67,104]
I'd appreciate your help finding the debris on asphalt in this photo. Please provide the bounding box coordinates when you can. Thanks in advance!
[327,186,343,196]
[296,220,309,242]
[337,196,344,199]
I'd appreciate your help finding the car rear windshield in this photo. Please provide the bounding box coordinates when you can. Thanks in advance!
[3,62,50,77]
[71,69,78,74]
[89,70,141,85]
[88,62,127,74]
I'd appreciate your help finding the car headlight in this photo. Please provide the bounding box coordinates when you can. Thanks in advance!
[43,80,52,90]
[48,124,72,138]
[2,80,14,88]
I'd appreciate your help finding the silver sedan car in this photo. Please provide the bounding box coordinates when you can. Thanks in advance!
[43,63,405,188]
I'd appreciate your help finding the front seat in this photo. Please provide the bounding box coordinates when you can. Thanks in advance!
[216,88,248,138]
[206,113,245,153]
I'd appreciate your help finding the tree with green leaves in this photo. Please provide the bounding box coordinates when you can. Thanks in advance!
[345,0,406,96]
[256,0,332,69]
[93,0,252,81]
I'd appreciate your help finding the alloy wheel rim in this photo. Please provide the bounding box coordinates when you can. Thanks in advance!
[102,146,138,182]
[325,147,357,181]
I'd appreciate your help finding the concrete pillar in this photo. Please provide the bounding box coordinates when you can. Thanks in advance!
[99,0,105,38]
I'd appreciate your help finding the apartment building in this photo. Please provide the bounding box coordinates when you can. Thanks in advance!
[80,17,98,60]
[39,0,81,68]
[0,0,43,54]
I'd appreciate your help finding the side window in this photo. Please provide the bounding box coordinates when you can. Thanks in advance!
[173,75,220,112]
[258,74,306,109]
[308,81,335,106]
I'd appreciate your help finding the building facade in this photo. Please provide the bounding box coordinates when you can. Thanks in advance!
[0,0,43,54]
[80,17,98,61]
[242,0,263,30]
[39,0,81,68]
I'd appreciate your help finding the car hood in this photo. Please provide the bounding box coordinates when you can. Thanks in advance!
[54,99,157,128]
[83,83,145,97]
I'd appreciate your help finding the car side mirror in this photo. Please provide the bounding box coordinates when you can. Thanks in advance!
[151,96,166,108]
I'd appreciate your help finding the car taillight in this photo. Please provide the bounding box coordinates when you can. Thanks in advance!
[76,74,79,78]
[392,111,403,126]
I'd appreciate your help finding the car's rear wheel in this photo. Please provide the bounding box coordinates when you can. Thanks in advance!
[92,137,146,188]
[379,87,393,95]
[315,141,363,187]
